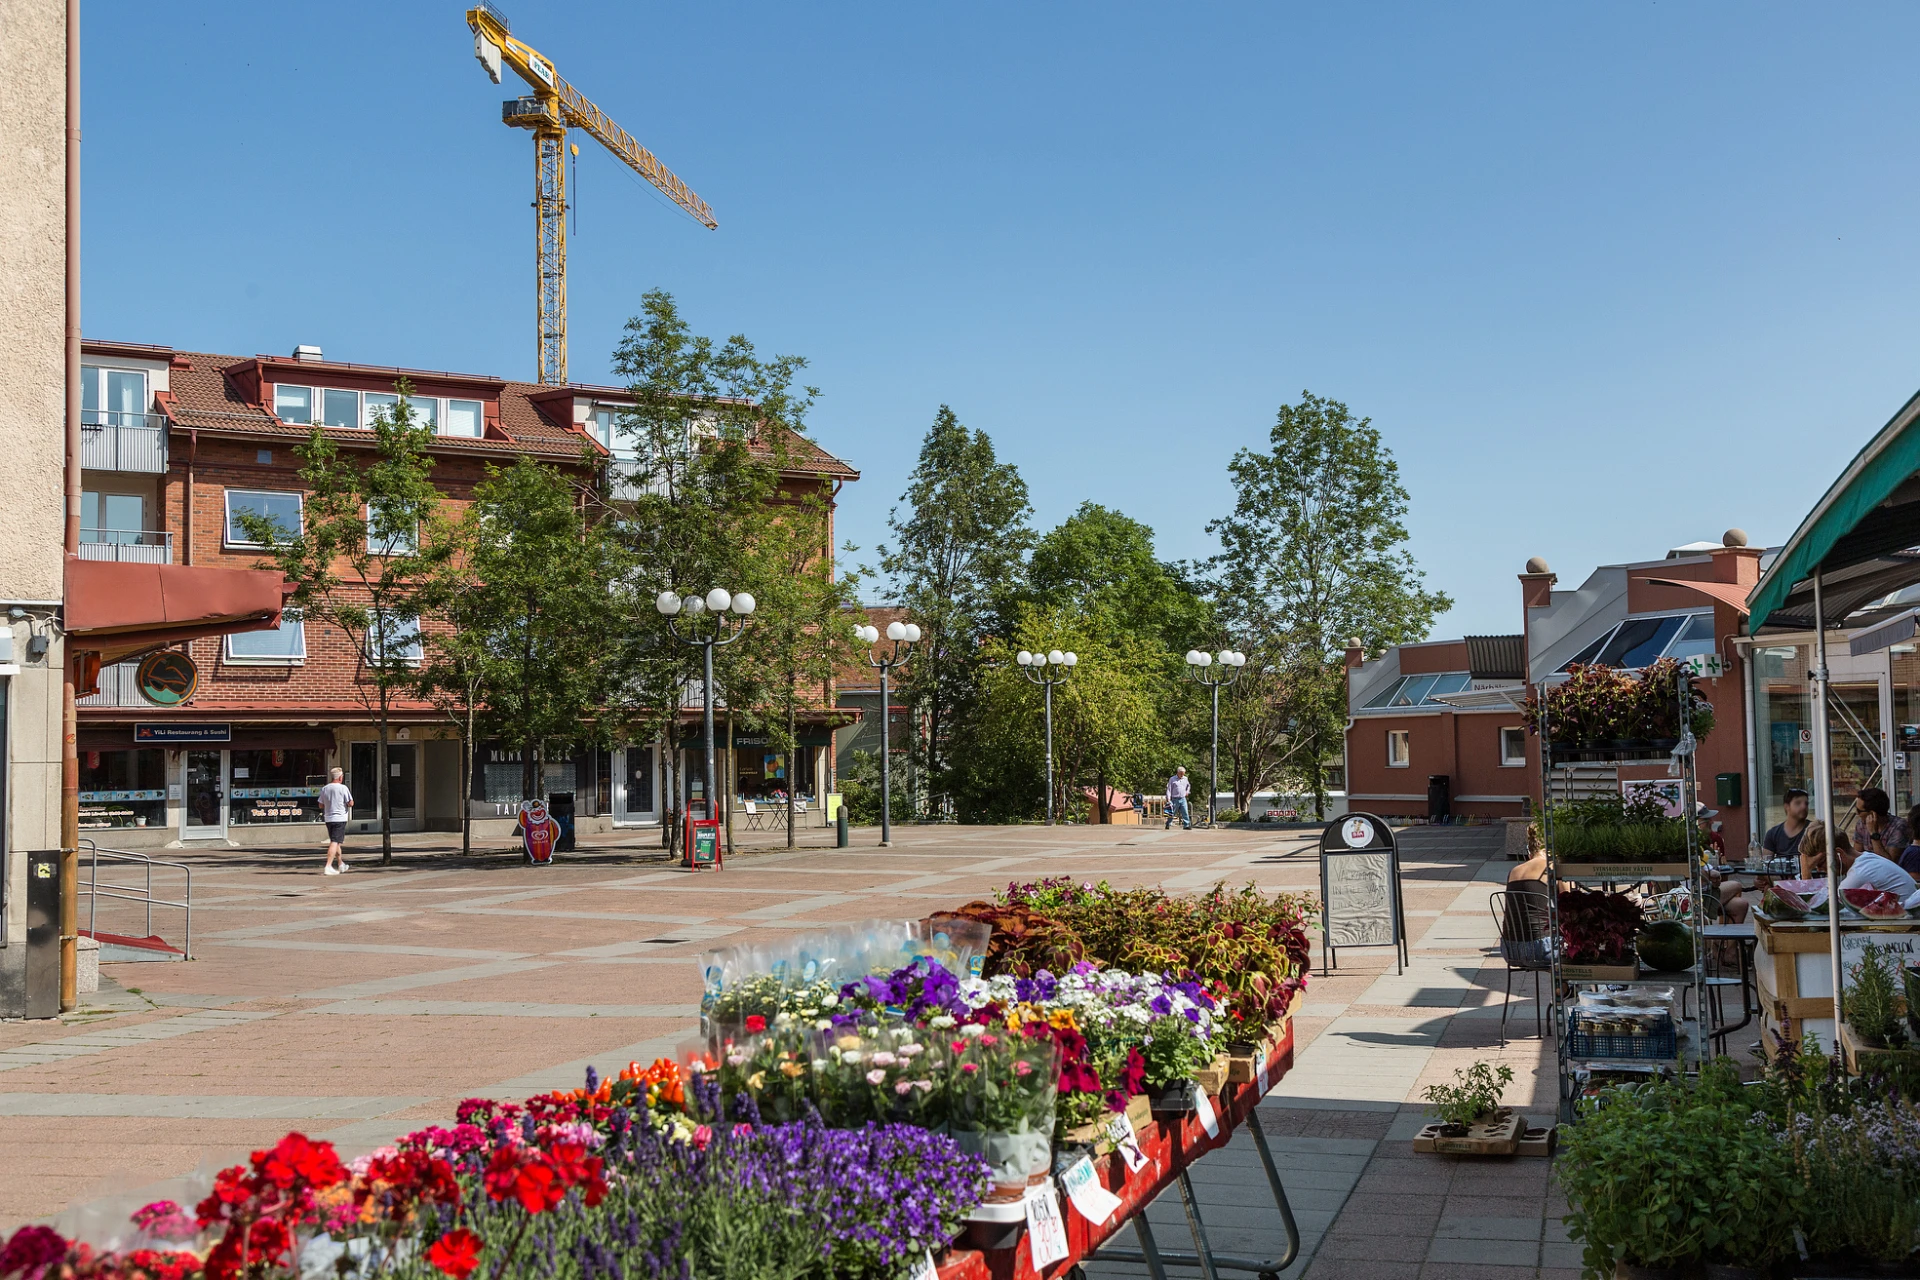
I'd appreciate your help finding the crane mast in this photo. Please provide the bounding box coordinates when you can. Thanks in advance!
[466,3,716,385]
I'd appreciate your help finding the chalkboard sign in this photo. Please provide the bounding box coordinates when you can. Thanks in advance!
[1318,813,1407,975]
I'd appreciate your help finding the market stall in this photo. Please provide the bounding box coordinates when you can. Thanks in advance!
[1751,905,1920,1058]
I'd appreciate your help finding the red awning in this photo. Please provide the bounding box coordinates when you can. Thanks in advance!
[1636,577,1754,617]
[65,558,292,663]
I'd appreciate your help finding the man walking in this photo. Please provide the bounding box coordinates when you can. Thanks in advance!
[318,767,353,875]
[1165,767,1192,831]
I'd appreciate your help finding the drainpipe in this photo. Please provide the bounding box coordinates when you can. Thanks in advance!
[60,0,82,1012]
[185,429,197,565]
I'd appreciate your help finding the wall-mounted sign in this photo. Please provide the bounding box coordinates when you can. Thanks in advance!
[136,651,199,706]
[135,723,231,744]
[1683,653,1726,679]
[1318,812,1407,976]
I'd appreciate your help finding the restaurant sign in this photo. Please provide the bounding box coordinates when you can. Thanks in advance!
[134,723,231,744]
[136,651,199,706]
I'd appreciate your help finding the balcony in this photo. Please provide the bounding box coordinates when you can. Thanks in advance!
[78,662,140,708]
[77,530,173,564]
[81,412,168,473]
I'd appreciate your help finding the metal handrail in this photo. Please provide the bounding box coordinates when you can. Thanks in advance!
[80,840,194,959]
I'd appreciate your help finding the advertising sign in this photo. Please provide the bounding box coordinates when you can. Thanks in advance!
[685,817,721,870]
[134,722,230,743]
[136,651,199,706]
[518,800,560,865]
[1318,812,1407,974]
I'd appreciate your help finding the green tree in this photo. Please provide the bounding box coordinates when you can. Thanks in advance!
[880,408,1033,813]
[241,381,451,863]
[426,456,628,834]
[1206,391,1450,814]
[600,290,813,848]
[1027,502,1212,650]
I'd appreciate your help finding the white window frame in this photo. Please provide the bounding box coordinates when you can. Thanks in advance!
[82,365,151,427]
[363,392,401,429]
[225,610,307,666]
[365,503,420,556]
[321,387,363,430]
[366,612,423,667]
[1387,729,1411,768]
[272,383,314,425]
[224,489,304,547]
[445,398,485,438]
[1500,727,1528,767]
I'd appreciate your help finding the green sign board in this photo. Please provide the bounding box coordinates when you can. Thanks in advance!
[691,823,719,867]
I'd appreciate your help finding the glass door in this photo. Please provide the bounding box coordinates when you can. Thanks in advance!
[182,750,227,839]
[615,746,657,824]
[349,741,418,824]
[1827,680,1887,835]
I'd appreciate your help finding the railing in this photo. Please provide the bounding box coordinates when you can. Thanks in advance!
[78,662,141,707]
[76,530,173,564]
[80,841,194,960]
[80,412,168,472]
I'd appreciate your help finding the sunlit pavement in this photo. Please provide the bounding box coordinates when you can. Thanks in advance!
[3,821,1563,1279]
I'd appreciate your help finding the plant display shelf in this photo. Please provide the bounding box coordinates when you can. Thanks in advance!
[1558,868,1692,885]
[1565,966,1699,986]
[935,1028,1298,1280]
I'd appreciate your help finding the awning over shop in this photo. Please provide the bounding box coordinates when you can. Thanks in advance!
[65,557,292,664]
[1748,386,1920,634]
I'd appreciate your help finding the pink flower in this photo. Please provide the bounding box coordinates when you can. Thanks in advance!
[1014,1060,1033,1076]
[895,1080,914,1096]
[865,1069,887,1085]
[978,1033,999,1047]
[960,1062,979,1074]
[691,1125,713,1150]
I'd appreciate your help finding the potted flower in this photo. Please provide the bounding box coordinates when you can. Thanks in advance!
[713,1017,814,1124]
[1420,1061,1512,1137]
[808,1024,948,1130]
[1840,942,1917,1072]
[944,1023,1060,1199]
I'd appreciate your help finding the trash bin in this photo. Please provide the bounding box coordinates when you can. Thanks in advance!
[1427,775,1451,824]
[546,791,576,853]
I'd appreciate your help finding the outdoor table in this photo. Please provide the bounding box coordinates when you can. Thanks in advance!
[1700,920,1757,1052]
[935,1024,1298,1280]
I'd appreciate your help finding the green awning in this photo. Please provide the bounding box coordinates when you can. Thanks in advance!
[1747,386,1920,634]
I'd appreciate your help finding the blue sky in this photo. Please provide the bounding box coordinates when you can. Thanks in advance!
[82,3,1920,637]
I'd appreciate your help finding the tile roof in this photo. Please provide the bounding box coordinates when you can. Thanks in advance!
[148,346,859,479]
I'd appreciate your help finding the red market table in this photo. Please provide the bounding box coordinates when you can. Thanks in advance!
[936,1023,1301,1280]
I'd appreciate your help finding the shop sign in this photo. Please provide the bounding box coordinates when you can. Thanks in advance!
[135,723,230,743]
[1318,811,1407,975]
[136,651,199,706]
[1683,652,1726,679]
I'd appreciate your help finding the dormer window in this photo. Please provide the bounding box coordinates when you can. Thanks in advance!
[276,384,486,437]
[273,384,312,425]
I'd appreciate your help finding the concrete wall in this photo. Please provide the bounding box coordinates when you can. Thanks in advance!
[0,0,69,1017]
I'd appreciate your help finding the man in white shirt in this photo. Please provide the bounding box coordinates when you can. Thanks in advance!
[1165,768,1192,831]
[317,767,354,876]
[1839,847,1918,900]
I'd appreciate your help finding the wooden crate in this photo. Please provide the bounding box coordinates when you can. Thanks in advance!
[1561,962,1639,982]
[1413,1110,1522,1156]
[1193,1052,1231,1095]
[1839,1020,1920,1075]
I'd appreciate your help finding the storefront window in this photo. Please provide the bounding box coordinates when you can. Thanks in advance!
[228,748,327,824]
[1892,649,1920,819]
[79,749,166,831]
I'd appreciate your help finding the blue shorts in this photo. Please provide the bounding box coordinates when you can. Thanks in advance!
[326,821,347,843]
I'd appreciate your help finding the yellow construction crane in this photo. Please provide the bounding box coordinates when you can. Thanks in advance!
[466,3,716,385]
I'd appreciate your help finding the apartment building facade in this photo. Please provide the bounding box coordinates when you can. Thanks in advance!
[76,341,859,849]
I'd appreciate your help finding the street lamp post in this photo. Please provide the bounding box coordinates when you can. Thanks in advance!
[1185,647,1247,827]
[1016,648,1078,824]
[656,588,756,854]
[854,619,921,847]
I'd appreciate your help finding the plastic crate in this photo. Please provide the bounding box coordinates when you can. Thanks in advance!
[1566,1017,1677,1061]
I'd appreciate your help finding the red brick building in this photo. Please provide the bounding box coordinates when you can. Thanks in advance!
[75,340,857,848]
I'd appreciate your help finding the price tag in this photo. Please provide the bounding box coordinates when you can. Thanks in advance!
[1105,1110,1149,1173]
[910,1250,938,1280]
[1059,1154,1123,1225]
[1194,1082,1220,1138]
[1257,1052,1270,1097]
[1025,1186,1070,1269]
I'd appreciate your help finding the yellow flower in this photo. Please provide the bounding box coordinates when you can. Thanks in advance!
[1049,1008,1079,1032]
[747,1071,766,1091]
[780,1060,806,1078]
[836,1035,862,1052]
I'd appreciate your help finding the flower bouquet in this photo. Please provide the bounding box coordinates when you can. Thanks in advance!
[811,1024,949,1130]
[943,1024,1061,1198]
[713,1018,816,1124]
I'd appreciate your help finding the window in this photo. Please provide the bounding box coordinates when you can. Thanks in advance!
[1501,727,1528,767]
[81,491,146,543]
[1387,730,1411,768]
[1662,613,1717,664]
[273,384,313,425]
[228,749,328,825]
[78,748,166,830]
[226,611,307,664]
[410,397,438,430]
[363,392,399,428]
[1560,613,1714,672]
[82,366,149,427]
[224,490,303,545]
[366,503,419,556]
[446,399,483,437]
[1362,672,1473,709]
[322,388,361,429]
[367,612,422,665]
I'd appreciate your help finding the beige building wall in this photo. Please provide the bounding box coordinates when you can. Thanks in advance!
[0,0,71,1015]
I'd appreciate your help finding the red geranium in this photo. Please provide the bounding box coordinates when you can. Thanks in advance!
[426,1228,483,1280]
[744,1014,767,1034]
[0,1224,70,1280]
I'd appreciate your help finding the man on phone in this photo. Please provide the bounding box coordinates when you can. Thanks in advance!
[318,767,353,876]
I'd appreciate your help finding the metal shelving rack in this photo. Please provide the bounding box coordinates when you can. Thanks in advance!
[1540,669,1710,1121]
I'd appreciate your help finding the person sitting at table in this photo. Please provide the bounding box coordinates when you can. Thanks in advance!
[1852,787,1910,866]
[1764,788,1810,861]
[1799,820,1842,881]
[1899,803,1920,878]
[1840,835,1919,899]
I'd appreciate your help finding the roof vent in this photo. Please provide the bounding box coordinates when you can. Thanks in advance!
[291,344,323,363]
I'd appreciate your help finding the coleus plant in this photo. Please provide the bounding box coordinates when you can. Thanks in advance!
[1557,887,1643,965]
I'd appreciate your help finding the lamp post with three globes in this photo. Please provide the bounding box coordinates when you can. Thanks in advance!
[1015,648,1077,824]
[853,619,920,847]
[1186,647,1247,827]
[655,588,756,848]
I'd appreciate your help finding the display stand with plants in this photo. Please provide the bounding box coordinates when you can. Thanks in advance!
[1533,660,1710,1118]
[1838,941,1919,1074]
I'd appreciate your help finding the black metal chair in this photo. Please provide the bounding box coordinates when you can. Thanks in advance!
[1490,887,1555,1047]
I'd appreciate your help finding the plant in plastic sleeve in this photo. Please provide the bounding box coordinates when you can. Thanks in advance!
[945,1026,1061,1192]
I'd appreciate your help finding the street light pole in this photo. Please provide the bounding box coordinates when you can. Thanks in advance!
[1185,647,1247,827]
[1016,648,1078,824]
[855,619,921,847]
[656,588,756,853]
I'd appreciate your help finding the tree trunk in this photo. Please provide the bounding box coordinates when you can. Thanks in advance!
[377,699,392,865]
[724,710,735,857]
[786,676,797,849]
[462,691,474,858]
[1096,762,1109,825]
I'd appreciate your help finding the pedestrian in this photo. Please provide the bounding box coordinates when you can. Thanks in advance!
[318,766,353,875]
[1165,767,1192,831]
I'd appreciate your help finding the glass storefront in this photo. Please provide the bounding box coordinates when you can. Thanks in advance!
[79,748,166,831]
[228,748,327,825]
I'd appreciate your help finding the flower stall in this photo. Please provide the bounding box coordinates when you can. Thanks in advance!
[0,881,1315,1280]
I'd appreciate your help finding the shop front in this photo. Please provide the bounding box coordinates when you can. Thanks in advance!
[76,724,339,845]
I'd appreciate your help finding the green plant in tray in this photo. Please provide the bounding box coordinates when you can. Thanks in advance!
[1421,1060,1512,1129]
